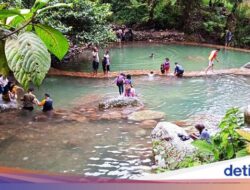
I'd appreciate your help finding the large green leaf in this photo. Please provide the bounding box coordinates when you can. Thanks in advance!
[192,140,214,154]
[0,9,24,19]
[5,32,51,89]
[0,40,9,76]
[34,24,69,60]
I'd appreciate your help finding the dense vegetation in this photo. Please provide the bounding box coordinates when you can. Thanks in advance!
[0,0,249,88]
[102,0,250,47]
[2,0,249,48]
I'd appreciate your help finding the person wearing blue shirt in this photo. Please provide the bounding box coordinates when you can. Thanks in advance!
[190,124,210,142]
[174,62,184,77]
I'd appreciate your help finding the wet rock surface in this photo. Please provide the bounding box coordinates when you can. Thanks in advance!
[128,110,165,122]
[99,97,143,110]
[151,122,196,169]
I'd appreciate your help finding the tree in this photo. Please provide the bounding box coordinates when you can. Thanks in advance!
[0,0,72,89]
[37,0,116,45]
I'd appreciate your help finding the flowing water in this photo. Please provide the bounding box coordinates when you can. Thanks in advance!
[58,43,250,72]
[0,43,250,178]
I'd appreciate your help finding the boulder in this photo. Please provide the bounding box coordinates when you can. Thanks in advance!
[151,122,196,169]
[244,106,250,125]
[99,97,142,110]
[128,110,165,121]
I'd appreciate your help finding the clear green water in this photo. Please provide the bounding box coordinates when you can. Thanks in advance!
[1,44,248,178]
[36,75,250,121]
[60,43,250,72]
[1,70,250,178]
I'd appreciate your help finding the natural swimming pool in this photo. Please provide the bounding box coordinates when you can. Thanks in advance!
[57,43,250,72]
[1,74,250,178]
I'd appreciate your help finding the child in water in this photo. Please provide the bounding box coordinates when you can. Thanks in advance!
[148,71,155,80]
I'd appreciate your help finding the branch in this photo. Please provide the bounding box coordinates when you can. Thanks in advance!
[0,15,35,40]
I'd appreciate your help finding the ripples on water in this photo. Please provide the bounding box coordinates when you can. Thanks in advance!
[1,74,250,178]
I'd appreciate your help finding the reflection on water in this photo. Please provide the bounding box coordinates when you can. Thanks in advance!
[1,74,250,178]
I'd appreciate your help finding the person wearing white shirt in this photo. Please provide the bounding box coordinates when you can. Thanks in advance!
[92,47,99,77]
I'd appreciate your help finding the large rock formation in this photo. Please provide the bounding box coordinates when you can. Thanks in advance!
[99,97,143,109]
[128,110,165,121]
[151,122,196,169]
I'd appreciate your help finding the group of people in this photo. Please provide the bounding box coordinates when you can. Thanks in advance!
[114,73,136,97]
[0,75,53,113]
[92,47,111,77]
[160,58,185,77]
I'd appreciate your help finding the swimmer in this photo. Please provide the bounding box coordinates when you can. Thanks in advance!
[149,53,154,58]
[148,71,155,80]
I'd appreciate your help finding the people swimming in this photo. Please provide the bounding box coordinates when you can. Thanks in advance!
[149,53,154,58]
[174,62,184,77]
[148,71,155,80]
[38,93,53,112]
[205,48,220,74]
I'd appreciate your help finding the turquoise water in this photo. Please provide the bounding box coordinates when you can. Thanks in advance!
[37,75,250,121]
[1,74,250,178]
[60,43,250,72]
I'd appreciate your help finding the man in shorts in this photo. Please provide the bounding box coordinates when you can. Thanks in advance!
[205,48,220,75]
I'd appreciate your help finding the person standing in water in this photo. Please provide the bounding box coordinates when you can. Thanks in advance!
[205,48,220,74]
[21,88,38,111]
[102,50,110,76]
[92,47,99,77]
[163,58,170,74]
[114,73,125,95]
[38,93,53,112]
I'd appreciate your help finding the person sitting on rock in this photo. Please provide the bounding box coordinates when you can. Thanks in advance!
[190,124,210,142]
[38,93,53,113]
[174,62,184,77]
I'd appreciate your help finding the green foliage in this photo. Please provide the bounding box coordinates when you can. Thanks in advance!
[192,107,246,162]
[34,24,69,60]
[37,0,116,45]
[234,4,250,47]
[0,40,9,76]
[5,32,51,89]
[0,0,71,88]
